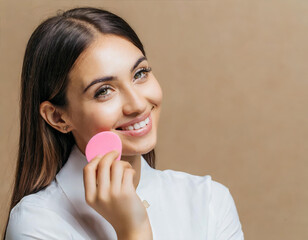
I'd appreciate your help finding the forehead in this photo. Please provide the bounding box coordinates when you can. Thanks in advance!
[68,34,143,88]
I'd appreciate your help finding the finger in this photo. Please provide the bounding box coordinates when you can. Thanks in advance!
[83,154,103,204]
[97,150,119,198]
[122,168,136,192]
[110,160,133,196]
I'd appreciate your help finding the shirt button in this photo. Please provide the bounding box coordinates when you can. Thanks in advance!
[142,200,150,208]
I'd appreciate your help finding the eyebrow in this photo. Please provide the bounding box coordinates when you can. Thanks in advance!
[83,56,147,93]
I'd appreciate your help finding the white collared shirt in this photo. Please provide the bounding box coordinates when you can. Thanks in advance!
[6,144,244,239]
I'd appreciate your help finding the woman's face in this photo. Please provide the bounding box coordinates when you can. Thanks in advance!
[65,34,163,158]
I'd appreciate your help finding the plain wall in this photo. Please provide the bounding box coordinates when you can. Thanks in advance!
[1,1,308,239]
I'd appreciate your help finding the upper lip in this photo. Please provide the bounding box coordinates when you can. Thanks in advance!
[116,112,151,129]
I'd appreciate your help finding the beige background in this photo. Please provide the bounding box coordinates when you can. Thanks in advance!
[1,0,308,239]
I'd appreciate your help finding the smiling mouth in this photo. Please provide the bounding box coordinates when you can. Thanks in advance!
[115,106,155,131]
[115,116,150,131]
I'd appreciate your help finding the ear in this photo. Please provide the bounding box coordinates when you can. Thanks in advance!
[39,101,72,133]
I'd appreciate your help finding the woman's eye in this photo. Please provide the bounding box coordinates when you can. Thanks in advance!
[94,86,113,99]
[94,67,152,99]
[134,67,152,81]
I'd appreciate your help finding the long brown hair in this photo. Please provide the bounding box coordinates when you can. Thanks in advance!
[3,7,156,238]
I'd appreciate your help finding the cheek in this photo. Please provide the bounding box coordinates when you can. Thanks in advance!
[146,78,163,106]
[89,104,120,132]
[72,100,121,137]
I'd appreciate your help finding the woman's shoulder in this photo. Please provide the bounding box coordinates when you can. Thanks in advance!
[5,180,84,239]
[6,203,80,239]
[157,168,239,217]
[158,167,230,197]
[10,180,61,210]
[7,180,62,223]
[157,168,244,239]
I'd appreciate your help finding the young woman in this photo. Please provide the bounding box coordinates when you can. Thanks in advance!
[4,7,244,240]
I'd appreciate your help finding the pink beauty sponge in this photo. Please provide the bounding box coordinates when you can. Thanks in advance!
[85,131,122,162]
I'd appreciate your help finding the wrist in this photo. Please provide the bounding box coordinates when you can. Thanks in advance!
[118,232,152,240]
[117,222,153,240]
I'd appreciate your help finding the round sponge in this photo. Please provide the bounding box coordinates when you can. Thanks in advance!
[85,131,122,162]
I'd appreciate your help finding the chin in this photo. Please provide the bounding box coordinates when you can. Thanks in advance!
[122,140,156,156]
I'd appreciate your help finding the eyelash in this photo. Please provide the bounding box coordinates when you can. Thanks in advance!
[94,67,152,99]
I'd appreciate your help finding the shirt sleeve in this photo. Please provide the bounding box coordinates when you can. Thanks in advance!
[5,203,85,240]
[215,187,245,240]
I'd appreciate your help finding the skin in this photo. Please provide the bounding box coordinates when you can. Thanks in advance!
[40,34,163,189]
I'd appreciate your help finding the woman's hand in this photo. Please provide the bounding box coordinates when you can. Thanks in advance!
[83,150,153,240]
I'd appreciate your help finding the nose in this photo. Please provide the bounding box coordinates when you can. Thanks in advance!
[122,86,147,116]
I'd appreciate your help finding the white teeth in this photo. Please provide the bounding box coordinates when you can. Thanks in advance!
[139,121,146,128]
[122,117,150,131]
[134,123,141,129]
